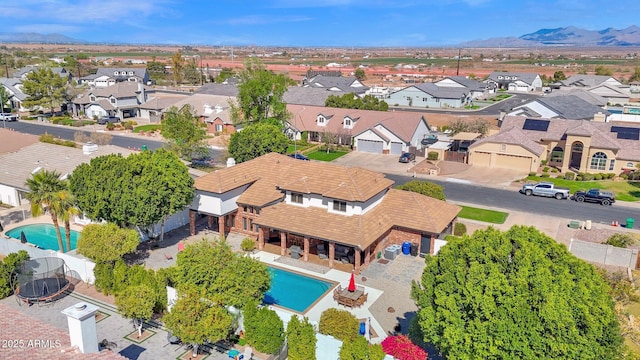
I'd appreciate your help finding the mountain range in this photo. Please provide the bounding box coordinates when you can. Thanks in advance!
[0,32,81,44]
[460,26,640,47]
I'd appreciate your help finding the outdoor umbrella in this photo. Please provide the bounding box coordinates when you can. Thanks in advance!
[365,317,371,343]
[348,271,356,292]
[20,231,27,244]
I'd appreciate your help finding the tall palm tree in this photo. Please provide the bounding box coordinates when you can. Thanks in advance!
[25,169,66,252]
[57,188,79,252]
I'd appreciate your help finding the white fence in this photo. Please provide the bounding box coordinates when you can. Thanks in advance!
[569,238,639,268]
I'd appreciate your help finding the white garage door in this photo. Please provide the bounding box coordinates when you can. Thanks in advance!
[390,142,403,155]
[357,139,383,153]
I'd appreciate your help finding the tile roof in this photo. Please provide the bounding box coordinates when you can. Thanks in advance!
[546,89,607,106]
[304,75,369,94]
[254,188,460,249]
[488,71,540,85]
[561,74,620,87]
[471,126,545,156]
[532,95,610,120]
[437,76,487,92]
[408,83,468,99]
[283,87,345,106]
[0,302,126,360]
[74,82,145,105]
[286,104,428,143]
[95,67,148,80]
[139,96,184,110]
[0,129,39,154]
[195,153,394,205]
[166,94,234,122]
[195,83,239,97]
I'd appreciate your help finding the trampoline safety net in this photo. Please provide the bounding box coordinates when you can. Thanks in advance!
[15,257,70,303]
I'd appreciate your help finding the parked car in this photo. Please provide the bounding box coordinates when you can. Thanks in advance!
[399,152,416,163]
[97,115,120,125]
[288,153,310,161]
[0,113,18,121]
[520,182,570,200]
[573,189,615,206]
[190,157,215,167]
[421,134,438,146]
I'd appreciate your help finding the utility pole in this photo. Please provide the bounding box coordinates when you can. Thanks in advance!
[456,48,461,76]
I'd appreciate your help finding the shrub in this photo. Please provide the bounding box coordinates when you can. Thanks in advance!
[551,168,559,173]
[454,222,467,236]
[381,335,428,360]
[528,172,537,177]
[540,173,550,178]
[621,173,629,180]
[0,251,30,299]
[106,122,116,130]
[594,173,602,180]
[244,306,284,354]
[427,152,438,161]
[564,172,575,180]
[604,234,635,248]
[556,174,564,179]
[541,160,547,165]
[576,175,583,181]
[542,166,550,172]
[582,173,595,181]
[286,315,317,360]
[607,173,616,179]
[241,238,256,253]
[628,171,640,181]
[319,308,359,341]
[340,336,385,360]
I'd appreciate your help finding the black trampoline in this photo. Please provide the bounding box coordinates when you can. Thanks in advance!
[15,257,70,304]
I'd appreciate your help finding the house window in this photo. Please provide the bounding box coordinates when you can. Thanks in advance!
[627,162,634,168]
[90,95,96,102]
[110,98,116,104]
[129,71,134,75]
[242,218,247,230]
[609,159,616,171]
[291,192,303,204]
[435,98,440,103]
[255,208,260,215]
[590,152,607,170]
[114,71,119,75]
[243,205,248,212]
[318,116,325,124]
[422,97,428,102]
[550,147,564,162]
[215,124,223,132]
[333,200,347,212]
[500,144,506,152]
[344,119,351,127]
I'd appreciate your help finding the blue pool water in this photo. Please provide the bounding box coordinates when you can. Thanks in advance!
[263,266,333,313]
[6,224,79,252]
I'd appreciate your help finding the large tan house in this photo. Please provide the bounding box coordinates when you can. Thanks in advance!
[189,153,460,274]
[469,115,640,174]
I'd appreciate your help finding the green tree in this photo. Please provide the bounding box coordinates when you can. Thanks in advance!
[230,57,294,124]
[595,65,614,76]
[396,180,446,201]
[115,284,156,338]
[175,239,270,308]
[286,315,317,360]
[319,308,360,341]
[340,336,385,360]
[171,52,184,85]
[22,67,68,114]
[163,288,233,357]
[183,58,201,85]
[244,304,285,354]
[325,94,388,111]
[57,189,79,253]
[160,105,208,159]
[628,67,640,83]
[553,70,567,82]
[0,251,29,299]
[604,233,635,248]
[69,150,194,235]
[228,123,289,163]
[215,67,235,83]
[448,117,490,135]
[76,223,139,263]
[354,68,366,81]
[25,169,67,252]
[411,226,623,359]
[146,57,166,83]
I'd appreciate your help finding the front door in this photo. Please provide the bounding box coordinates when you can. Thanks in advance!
[570,142,583,170]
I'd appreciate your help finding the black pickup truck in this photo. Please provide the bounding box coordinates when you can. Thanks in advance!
[573,188,615,206]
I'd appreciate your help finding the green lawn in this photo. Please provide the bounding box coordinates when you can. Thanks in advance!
[306,150,348,162]
[133,124,162,133]
[525,176,640,202]
[458,206,509,224]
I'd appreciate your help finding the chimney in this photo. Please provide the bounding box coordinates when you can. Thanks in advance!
[226,158,236,167]
[593,112,606,122]
[61,302,99,354]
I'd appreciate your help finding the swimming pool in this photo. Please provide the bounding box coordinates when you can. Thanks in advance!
[263,266,334,313]
[6,224,80,252]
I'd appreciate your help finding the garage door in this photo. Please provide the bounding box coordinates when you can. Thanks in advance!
[357,139,383,153]
[390,142,403,155]
[471,151,491,166]
[495,153,532,172]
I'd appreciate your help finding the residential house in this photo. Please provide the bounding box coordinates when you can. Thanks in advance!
[587,83,631,106]
[507,95,610,120]
[189,153,461,274]
[386,83,468,108]
[284,87,346,106]
[559,74,623,88]
[435,76,494,99]
[303,74,369,96]
[78,67,150,87]
[13,66,71,82]
[167,94,236,134]
[139,96,186,123]
[286,104,432,155]
[486,71,543,92]
[469,115,640,174]
[195,83,240,97]
[545,88,608,107]
[71,82,148,119]
[0,78,28,111]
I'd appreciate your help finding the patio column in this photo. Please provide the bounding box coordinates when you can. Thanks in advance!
[354,249,361,274]
[328,242,335,268]
[189,209,196,236]
[364,247,370,266]
[303,237,310,262]
[280,232,287,256]
[218,216,224,236]
[258,227,265,250]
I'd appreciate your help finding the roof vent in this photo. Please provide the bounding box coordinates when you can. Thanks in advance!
[31,167,42,174]
[226,158,236,167]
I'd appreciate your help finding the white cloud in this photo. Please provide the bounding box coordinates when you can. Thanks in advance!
[226,14,311,25]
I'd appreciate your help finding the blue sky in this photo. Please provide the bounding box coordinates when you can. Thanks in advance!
[2,0,639,46]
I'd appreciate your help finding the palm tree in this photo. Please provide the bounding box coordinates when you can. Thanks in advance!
[57,189,79,252]
[25,169,66,252]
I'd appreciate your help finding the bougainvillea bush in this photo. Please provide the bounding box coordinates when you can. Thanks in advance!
[381,335,428,360]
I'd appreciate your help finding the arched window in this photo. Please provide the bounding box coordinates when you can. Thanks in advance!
[590,152,607,170]
[550,146,563,162]
[572,143,583,152]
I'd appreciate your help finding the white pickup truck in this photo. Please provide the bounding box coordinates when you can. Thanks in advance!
[520,182,570,200]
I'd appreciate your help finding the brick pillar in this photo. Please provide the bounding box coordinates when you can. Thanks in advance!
[303,237,310,262]
[280,232,287,256]
[207,215,214,229]
[258,228,265,250]
[364,247,370,266]
[189,210,196,236]
[218,216,224,236]
[354,249,361,274]
[328,242,335,268]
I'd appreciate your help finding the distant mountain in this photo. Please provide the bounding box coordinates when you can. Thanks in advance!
[460,25,640,47]
[0,32,82,44]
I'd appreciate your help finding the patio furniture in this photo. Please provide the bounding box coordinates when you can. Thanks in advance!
[335,287,365,308]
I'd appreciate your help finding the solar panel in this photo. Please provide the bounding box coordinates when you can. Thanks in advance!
[522,119,550,132]
[610,126,640,140]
